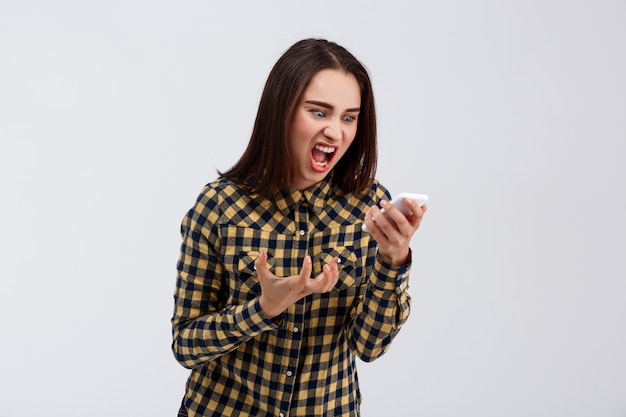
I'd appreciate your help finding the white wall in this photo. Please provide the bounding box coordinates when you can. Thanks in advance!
[1,1,625,416]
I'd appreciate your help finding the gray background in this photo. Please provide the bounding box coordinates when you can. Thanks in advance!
[1,1,625,416]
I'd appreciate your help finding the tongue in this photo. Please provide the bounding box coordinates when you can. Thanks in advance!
[312,148,328,162]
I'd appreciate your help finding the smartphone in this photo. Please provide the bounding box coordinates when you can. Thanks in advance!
[362,193,428,232]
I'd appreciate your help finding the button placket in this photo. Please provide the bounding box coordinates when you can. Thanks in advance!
[295,201,308,238]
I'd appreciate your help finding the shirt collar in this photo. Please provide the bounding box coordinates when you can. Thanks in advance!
[274,175,335,216]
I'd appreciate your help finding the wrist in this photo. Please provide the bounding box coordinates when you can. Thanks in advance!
[378,249,410,267]
[258,295,283,319]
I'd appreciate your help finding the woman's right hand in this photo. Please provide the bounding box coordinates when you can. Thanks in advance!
[255,251,340,319]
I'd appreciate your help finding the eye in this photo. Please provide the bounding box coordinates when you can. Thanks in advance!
[311,110,326,118]
[343,115,357,123]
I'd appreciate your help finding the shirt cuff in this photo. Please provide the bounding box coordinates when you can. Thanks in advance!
[370,249,412,293]
[233,297,282,334]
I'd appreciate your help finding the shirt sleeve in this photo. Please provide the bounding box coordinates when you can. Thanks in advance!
[171,186,278,369]
[346,250,412,362]
[346,183,413,362]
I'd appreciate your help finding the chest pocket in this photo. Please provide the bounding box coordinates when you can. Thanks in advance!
[220,224,304,303]
[220,222,369,302]
[318,246,357,291]
[235,251,271,296]
[311,223,369,292]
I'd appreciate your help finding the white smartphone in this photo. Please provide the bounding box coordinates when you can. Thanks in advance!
[362,193,429,232]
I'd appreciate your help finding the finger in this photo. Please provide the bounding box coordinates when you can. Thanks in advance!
[254,251,272,280]
[408,199,427,218]
[254,250,267,269]
[404,200,426,230]
[318,258,340,292]
[363,207,375,232]
[298,255,313,281]
[371,205,386,228]
[380,200,410,232]
[369,204,397,239]
[324,258,340,291]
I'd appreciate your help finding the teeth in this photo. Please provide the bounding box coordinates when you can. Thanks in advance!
[313,160,328,167]
[314,145,335,154]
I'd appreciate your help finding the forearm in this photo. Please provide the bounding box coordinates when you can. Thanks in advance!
[347,253,412,362]
[172,297,278,369]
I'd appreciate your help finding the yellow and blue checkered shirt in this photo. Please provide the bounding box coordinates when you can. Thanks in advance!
[172,175,412,417]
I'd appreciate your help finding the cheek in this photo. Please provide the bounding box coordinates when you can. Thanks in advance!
[289,116,310,152]
[291,112,317,138]
[335,134,356,160]
[344,126,358,145]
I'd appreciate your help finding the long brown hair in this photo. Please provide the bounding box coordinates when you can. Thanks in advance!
[219,38,377,199]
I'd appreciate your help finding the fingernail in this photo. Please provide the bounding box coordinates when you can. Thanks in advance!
[380,200,389,207]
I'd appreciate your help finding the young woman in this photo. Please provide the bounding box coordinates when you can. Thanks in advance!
[172,38,427,417]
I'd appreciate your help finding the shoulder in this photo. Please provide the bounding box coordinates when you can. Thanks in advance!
[326,178,391,222]
[183,178,247,228]
[197,177,243,204]
[351,178,391,206]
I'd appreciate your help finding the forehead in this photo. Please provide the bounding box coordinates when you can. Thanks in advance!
[301,69,361,106]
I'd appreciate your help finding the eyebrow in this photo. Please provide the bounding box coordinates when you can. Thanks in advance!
[304,100,360,113]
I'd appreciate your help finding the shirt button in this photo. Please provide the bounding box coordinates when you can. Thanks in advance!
[286,370,293,377]
[299,230,305,236]
[279,413,285,417]
[292,326,299,333]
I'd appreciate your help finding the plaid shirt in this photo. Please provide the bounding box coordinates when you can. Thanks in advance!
[172,175,412,417]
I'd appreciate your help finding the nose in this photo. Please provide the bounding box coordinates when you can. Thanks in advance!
[323,118,342,142]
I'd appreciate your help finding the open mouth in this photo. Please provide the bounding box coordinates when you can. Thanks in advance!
[311,144,336,168]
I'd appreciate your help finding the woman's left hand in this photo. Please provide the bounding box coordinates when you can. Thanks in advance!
[363,198,427,266]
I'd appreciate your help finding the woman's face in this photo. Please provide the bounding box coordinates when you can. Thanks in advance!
[288,68,361,190]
